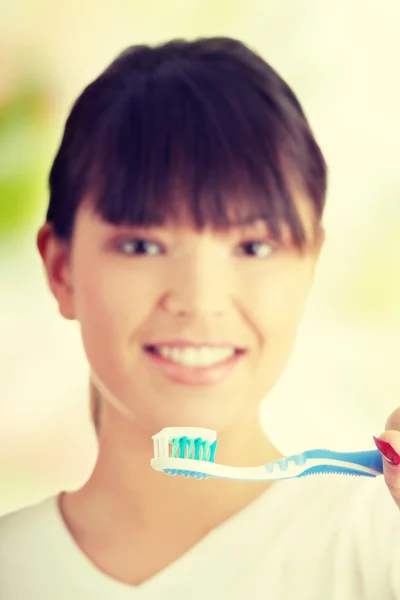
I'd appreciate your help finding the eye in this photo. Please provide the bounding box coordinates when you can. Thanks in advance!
[117,238,163,256]
[237,240,275,259]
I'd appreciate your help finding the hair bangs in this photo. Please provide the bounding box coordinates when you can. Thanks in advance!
[86,66,308,248]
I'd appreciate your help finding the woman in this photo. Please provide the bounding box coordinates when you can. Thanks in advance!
[1,36,399,599]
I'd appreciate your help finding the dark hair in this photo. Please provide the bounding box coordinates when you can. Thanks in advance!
[46,37,327,248]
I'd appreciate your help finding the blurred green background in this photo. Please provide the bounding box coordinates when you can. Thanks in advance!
[1,0,400,515]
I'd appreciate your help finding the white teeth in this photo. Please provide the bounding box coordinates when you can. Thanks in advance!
[154,346,236,367]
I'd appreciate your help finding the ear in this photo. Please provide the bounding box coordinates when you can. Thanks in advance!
[308,225,326,286]
[37,223,76,320]
[314,225,325,261]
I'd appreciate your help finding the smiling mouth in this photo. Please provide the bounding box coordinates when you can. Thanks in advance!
[144,345,245,368]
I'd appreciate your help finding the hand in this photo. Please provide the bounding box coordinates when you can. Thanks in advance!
[374,408,400,510]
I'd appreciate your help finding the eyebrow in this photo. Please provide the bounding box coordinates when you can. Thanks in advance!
[100,212,286,239]
[228,215,279,231]
[104,214,272,230]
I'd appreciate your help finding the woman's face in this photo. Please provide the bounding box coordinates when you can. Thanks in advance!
[42,194,323,433]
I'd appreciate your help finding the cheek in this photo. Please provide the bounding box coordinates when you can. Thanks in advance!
[247,265,313,338]
[244,266,313,395]
[71,260,157,362]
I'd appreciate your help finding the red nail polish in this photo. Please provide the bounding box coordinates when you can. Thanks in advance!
[373,436,400,465]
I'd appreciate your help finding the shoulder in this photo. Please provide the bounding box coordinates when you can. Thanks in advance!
[0,495,59,553]
[252,476,400,597]
[258,473,399,548]
[0,495,80,597]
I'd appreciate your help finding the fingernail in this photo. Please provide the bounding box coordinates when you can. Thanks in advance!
[373,436,400,466]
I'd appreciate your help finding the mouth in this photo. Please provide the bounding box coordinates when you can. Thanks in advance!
[143,344,246,386]
[145,344,245,366]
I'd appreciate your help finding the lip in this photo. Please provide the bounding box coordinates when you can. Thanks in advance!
[143,346,245,386]
[144,340,245,349]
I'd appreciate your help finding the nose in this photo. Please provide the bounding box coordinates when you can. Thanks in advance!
[161,251,233,319]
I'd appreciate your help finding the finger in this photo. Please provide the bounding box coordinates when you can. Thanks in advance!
[374,430,400,510]
[385,407,400,431]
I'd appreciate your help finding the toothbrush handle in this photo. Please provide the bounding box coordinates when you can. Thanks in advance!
[302,448,384,474]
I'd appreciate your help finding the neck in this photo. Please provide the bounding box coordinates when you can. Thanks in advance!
[62,403,283,540]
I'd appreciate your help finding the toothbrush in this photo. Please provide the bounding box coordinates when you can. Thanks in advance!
[150,427,384,481]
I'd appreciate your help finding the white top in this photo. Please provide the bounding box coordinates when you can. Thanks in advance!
[0,475,399,599]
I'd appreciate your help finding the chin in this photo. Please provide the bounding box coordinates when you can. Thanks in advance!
[134,398,248,436]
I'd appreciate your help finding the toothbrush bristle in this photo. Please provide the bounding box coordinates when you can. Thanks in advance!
[170,436,218,462]
[152,427,218,463]
[163,468,209,479]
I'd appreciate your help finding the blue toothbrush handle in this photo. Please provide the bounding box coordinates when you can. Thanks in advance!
[267,448,384,478]
[302,448,384,474]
